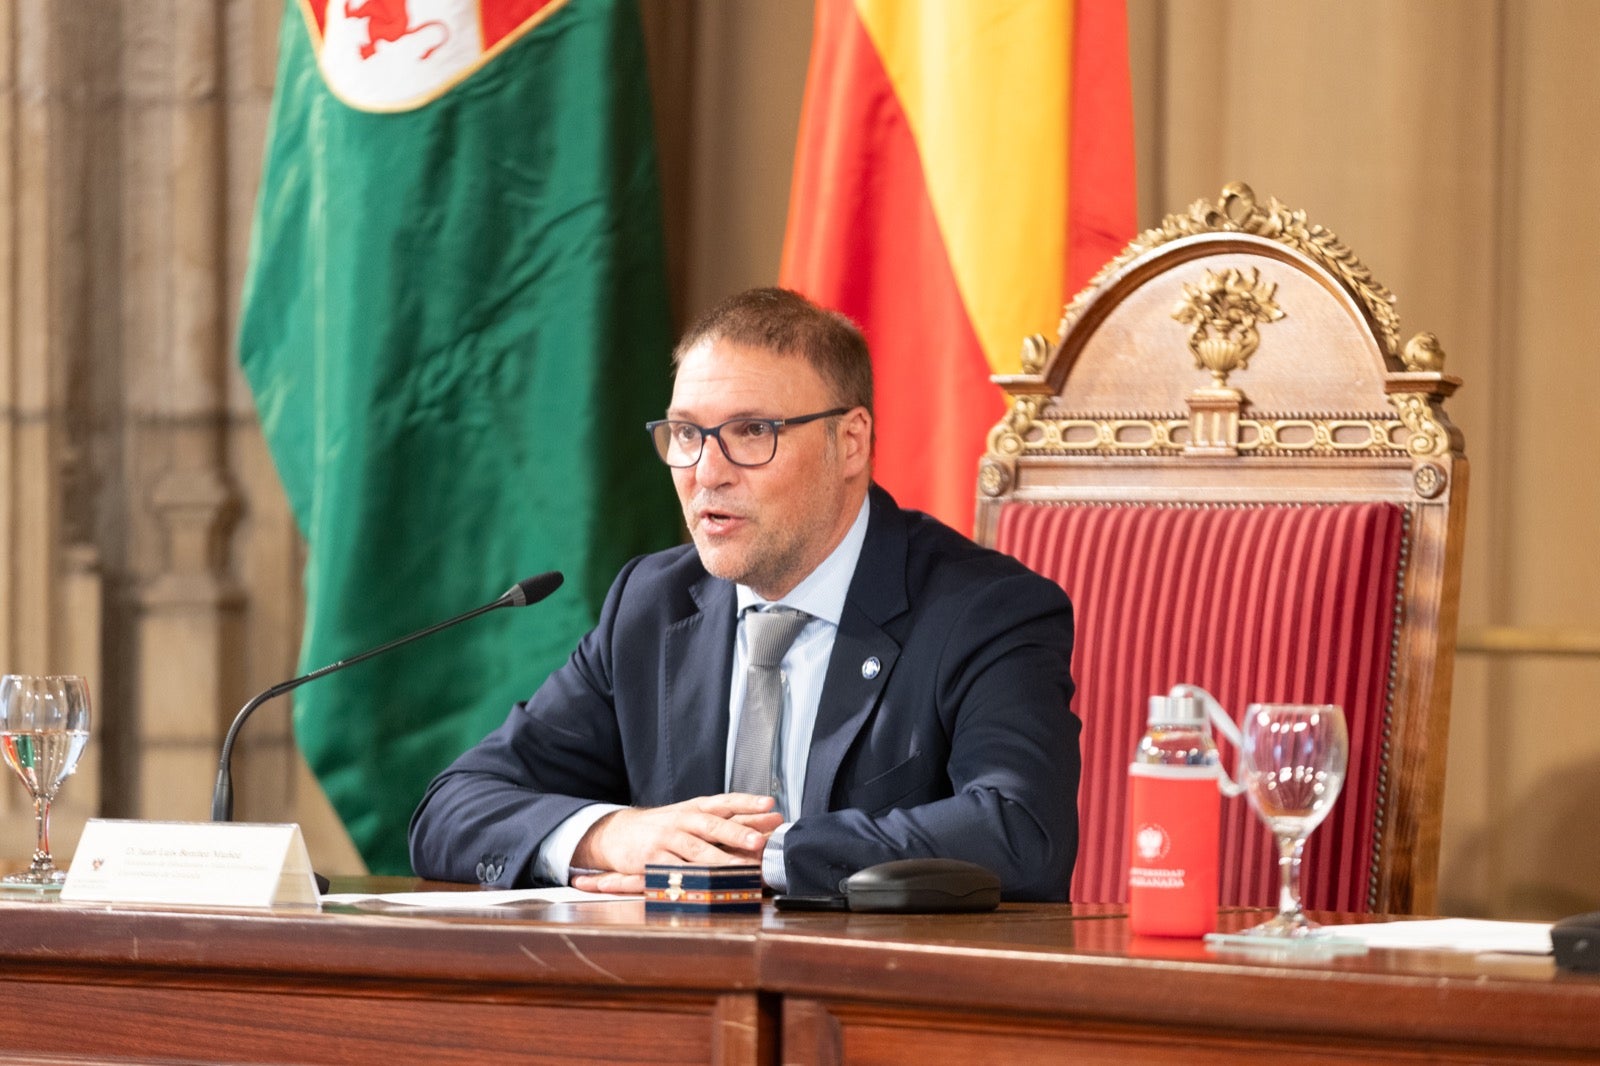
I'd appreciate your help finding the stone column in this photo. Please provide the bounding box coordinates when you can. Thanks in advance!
[0,0,105,852]
[128,0,242,820]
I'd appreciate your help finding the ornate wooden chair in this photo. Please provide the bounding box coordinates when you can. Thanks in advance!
[976,183,1467,914]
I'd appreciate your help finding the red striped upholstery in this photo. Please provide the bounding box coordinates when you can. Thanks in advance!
[995,501,1406,911]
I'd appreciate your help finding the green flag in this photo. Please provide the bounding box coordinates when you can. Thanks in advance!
[237,0,677,873]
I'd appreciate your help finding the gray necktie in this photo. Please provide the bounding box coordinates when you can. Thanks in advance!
[730,606,812,808]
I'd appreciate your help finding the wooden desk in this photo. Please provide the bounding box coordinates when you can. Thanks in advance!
[0,883,768,1065]
[0,885,1592,1065]
[766,908,1597,1064]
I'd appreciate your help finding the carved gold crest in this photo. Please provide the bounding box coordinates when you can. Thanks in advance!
[1172,266,1286,387]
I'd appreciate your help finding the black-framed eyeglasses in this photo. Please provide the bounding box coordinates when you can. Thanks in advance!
[644,406,853,468]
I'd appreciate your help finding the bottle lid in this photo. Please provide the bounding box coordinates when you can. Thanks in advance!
[1147,694,1205,726]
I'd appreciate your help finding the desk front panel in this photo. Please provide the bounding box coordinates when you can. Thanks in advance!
[0,897,768,1066]
[1,893,1597,1065]
[765,908,1600,1065]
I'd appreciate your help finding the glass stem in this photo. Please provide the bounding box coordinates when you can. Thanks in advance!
[31,796,52,871]
[1276,832,1306,922]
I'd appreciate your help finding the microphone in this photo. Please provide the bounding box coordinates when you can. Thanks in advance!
[210,571,564,822]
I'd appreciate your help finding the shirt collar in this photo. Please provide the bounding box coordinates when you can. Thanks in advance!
[736,494,870,627]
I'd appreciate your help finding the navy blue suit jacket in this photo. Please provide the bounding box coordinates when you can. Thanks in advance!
[408,485,1080,899]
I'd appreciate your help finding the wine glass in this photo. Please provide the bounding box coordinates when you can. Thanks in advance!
[0,675,91,888]
[1239,703,1348,937]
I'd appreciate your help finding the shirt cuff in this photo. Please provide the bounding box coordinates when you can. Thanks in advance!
[534,803,626,885]
[762,821,791,893]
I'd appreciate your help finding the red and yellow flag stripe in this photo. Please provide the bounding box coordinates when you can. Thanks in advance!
[780,0,1136,533]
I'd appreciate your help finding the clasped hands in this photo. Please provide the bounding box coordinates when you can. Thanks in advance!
[569,792,783,894]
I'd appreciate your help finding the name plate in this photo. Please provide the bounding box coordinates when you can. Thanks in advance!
[61,819,319,908]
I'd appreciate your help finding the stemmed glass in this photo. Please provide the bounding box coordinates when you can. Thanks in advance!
[0,675,91,888]
[1239,703,1348,937]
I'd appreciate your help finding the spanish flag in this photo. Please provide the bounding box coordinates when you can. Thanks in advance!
[780,0,1136,533]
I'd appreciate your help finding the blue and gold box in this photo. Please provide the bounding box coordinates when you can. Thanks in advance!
[643,863,763,913]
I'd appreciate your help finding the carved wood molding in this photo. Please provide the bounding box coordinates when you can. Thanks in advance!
[1049,181,1403,364]
[986,183,1465,493]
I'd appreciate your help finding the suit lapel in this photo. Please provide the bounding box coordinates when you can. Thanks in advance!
[802,618,900,815]
[802,485,911,816]
[660,570,737,801]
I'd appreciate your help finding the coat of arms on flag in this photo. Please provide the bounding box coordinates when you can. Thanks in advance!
[304,0,565,111]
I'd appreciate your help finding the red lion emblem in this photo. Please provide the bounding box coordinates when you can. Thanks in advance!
[345,0,450,61]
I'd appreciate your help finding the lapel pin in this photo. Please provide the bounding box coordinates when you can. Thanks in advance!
[861,656,881,679]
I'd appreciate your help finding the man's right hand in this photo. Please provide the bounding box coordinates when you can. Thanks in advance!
[569,793,783,894]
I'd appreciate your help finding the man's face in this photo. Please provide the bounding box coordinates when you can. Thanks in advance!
[667,338,871,600]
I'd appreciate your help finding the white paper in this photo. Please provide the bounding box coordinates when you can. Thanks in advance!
[1329,918,1552,955]
[320,886,640,908]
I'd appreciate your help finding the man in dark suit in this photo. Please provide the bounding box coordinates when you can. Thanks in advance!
[409,288,1080,900]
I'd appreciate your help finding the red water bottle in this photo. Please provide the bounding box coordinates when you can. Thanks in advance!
[1128,689,1233,937]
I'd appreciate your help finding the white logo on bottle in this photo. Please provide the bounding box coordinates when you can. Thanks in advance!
[1135,823,1171,862]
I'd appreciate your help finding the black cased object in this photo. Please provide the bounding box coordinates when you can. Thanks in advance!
[841,857,1001,913]
[1553,911,1600,972]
